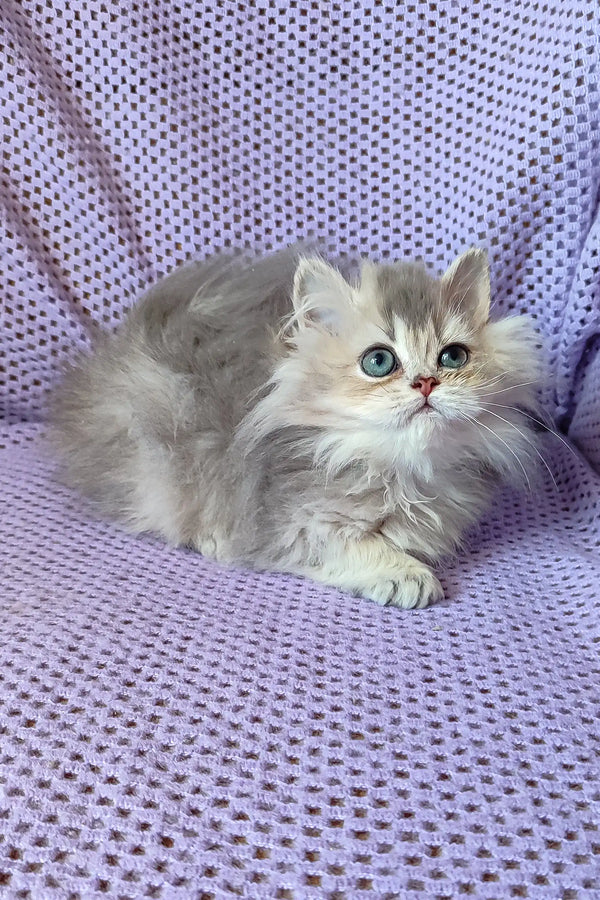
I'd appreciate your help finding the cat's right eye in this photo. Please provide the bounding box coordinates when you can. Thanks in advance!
[360,346,398,378]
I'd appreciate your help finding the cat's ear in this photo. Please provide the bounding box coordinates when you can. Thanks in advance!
[441,248,490,327]
[291,257,354,332]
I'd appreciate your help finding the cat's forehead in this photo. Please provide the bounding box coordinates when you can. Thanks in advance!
[363,262,442,337]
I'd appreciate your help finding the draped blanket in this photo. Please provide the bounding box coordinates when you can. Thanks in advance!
[1,3,599,896]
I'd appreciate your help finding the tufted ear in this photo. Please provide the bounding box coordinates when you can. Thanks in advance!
[291,257,355,333]
[441,248,490,327]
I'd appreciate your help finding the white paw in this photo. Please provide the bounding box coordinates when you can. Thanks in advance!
[364,566,444,609]
[196,535,218,557]
[193,532,228,561]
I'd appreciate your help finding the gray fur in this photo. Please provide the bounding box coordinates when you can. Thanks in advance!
[374,262,440,335]
[49,246,542,609]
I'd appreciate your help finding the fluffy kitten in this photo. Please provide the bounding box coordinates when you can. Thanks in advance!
[50,247,542,608]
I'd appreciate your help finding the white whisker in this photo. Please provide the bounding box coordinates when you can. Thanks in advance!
[483,408,559,493]
[460,411,532,490]
[478,380,539,398]
[485,403,578,460]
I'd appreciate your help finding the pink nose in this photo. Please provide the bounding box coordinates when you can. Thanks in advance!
[412,376,440,398]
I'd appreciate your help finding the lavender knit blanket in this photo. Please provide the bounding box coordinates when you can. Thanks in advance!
[1,2,599,897]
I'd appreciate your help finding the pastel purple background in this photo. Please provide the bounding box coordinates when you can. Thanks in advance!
[1,2,599,897]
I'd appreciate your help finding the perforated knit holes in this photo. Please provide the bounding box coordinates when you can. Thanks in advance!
[1,2,599,422]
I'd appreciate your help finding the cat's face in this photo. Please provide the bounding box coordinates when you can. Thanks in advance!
[274,249,540,466]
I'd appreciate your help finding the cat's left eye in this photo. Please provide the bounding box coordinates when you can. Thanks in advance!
[438,344,469,369]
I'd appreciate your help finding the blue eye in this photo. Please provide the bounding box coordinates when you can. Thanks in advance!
[360,346,398,378]
[438,344,469,369]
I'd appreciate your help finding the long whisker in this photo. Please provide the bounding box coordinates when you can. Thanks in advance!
[485,403,578,459]
[460,411,532,490]
[469,371,527,395]
[478,380,539,398]
[473,371,512,388]
[483,408,559,492]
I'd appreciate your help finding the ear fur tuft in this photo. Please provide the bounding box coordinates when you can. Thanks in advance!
[291,257,354,332]
[441,248,490,326]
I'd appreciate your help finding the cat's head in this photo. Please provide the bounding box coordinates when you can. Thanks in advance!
[258,249,542,478]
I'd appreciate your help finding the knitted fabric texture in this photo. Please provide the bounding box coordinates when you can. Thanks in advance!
[1,2,599,898]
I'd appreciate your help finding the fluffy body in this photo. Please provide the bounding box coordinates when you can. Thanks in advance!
[50,247,542,608]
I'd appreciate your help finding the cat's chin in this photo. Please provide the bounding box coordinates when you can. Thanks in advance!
[398,402,467,451]
[398,409,441,447]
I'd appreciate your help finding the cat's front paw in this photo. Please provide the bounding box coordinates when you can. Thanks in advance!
[306,545,444,610]
[365,565,444,609]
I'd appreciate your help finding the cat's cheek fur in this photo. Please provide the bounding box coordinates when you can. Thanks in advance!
[482,316,543,387]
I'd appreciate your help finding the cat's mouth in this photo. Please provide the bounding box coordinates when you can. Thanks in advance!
[406,399,438,422]
[417,399,436,414]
